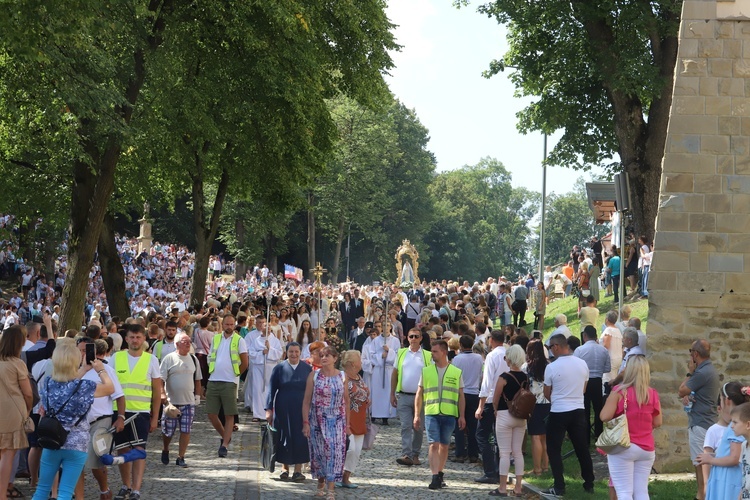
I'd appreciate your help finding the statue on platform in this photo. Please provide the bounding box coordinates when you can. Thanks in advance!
[137,201,153,254]
[395,239,420,286]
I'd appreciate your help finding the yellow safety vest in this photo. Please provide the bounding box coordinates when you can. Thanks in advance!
[208,333,241,376]
[113,351,153,412]
[422,364,462,417]
[396,347,432,393]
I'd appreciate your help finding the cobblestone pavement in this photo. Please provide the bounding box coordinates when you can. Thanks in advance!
[254,417,531,500]
[17,405,535,499]
[18,402,258,500]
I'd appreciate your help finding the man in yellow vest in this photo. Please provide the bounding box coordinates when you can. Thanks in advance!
[414,339,466,490]
[105,324,162,500]
[206,314,249,458]
[390,327,432,467]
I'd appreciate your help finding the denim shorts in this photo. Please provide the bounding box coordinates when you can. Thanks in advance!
[425,414,456,445]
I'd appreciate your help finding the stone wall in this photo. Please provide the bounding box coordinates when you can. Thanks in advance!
[649,0,750,471]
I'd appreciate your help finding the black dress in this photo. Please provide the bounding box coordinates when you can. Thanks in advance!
[265,361,313,465]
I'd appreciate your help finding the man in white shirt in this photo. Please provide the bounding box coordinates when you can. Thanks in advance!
[390,328,432,466]
[474,330,509,483]
[206,315,249,458]
[545,314,572,347]
[450,335,483,463]
[542,334,595,496]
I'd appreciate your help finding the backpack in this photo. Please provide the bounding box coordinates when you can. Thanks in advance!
[502,372,536,420]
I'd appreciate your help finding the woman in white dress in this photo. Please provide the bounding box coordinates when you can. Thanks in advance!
[278,308,295,343]
[296,319,316,359]
[296,304,311,333]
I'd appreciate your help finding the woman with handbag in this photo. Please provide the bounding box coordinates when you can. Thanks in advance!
[338,350,369,489]
[0,326,34,500]
[600,355,662,500]
[32,339,114,500]
[491,344,529,496]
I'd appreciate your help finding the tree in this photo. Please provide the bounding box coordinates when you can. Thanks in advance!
[425,158,540,281]
[0,0,175,331]
[470,0,681,241]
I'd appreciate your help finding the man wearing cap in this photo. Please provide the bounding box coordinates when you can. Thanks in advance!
[391,328,432,466]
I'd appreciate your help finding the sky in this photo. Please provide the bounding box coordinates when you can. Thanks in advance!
[384,0,603,195]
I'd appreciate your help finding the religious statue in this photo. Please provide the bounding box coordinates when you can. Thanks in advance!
[395,239,420,286]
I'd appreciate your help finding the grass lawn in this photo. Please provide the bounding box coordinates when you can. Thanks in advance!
[523,441,695,499]
[520,292,650,341]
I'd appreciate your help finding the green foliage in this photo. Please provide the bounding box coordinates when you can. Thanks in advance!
[476,0,680,173]
[424,158,540,282]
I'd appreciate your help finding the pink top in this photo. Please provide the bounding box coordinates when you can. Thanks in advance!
[614,385,661,452]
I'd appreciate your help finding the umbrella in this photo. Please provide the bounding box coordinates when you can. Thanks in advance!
[260,423,279,472]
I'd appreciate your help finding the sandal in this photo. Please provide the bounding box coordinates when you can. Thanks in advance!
[279,471,289,481]
[7,486,25,498]
[326,492,335,500]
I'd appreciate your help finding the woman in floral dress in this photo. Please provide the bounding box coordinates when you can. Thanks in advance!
[302,346,351,499]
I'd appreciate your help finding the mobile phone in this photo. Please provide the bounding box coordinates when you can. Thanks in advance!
[85,343,95,365]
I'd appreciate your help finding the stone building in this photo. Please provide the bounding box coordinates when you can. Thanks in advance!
[649,0,750,471]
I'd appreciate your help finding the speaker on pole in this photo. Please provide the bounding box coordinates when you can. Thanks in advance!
[614,172,631,212]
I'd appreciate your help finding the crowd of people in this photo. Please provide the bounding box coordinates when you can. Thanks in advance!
[0,230,748,500]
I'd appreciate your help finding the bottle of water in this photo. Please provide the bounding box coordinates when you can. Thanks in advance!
[684,391,695,413]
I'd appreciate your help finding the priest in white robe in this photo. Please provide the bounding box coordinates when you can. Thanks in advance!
[248,324,282,418]
[368,328,400,422]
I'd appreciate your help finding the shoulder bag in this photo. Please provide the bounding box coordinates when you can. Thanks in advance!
[37,379,87,450]
[596,389,631,454]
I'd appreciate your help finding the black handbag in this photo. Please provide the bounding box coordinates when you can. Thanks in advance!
[260,423,279,473]
[37,379,86,450]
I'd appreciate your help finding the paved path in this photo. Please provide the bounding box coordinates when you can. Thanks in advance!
[253,418,530,499]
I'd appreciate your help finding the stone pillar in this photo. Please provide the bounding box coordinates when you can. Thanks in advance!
[650,0,750,471]
[137,217,153,254]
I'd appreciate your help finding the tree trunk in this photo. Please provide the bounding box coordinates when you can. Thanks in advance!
[189,146,231,308]
[98,212,130,321]
[59,150,118,332]
[330,217,346,284]
[307,192,316,280]
[234,218,247,279]
[264,232,278,275]
[58,0,173,331]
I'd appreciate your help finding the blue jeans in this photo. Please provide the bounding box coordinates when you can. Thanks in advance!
[425,415,456,445]
[33,448,87,500]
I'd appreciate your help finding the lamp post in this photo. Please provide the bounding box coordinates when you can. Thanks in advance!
[539,134,547,282]
[498,63,548,283]
[346,221,352,282]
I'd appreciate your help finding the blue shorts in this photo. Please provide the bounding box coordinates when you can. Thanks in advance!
[425,415,456,445]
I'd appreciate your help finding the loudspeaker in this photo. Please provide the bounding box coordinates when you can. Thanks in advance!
[614,172,631,212]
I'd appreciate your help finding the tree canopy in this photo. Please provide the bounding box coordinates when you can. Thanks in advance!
[467,0,681,241]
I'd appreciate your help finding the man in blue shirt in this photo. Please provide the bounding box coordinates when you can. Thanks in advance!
[574,326,611,445]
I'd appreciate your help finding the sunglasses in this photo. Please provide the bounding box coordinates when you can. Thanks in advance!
[408,335,421,339]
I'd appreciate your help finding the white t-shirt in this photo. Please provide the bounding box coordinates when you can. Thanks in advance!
[110,352,161,414]
[543,354,588,413]
[703,423,726,451]
[208,334,248,383]
[83,362,125,423]
[399,348,427,394]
